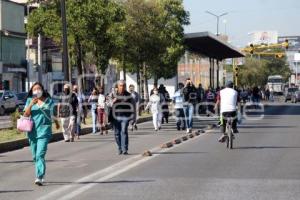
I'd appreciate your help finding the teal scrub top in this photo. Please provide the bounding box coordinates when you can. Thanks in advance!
[24,97,54,139]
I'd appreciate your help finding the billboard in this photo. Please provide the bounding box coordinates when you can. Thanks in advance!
[249,31,278,45]
[278,36,300,52]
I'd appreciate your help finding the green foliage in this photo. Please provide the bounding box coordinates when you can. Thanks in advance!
[10,110,21,133]
[119,0,189,80]
[239,55,291,87]
[27,0,189,79]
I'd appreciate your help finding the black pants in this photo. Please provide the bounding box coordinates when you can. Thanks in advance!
[221,111,237,134]
[175,108,185,129]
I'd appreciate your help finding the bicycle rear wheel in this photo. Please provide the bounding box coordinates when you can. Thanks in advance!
[228,128,233,149]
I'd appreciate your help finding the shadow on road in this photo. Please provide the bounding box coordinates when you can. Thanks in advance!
[0,159,68,164]
[153,151,207,155]
[45,180,155,186]
[262,105,300,115]
[0,190,33,193]
[235,146,300,150]
[239,125,297,129]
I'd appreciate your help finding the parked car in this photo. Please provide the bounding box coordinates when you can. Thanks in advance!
[291,91,300,103]
[0,90,18,116]
[284,87,299,102]
[16,92,28,113]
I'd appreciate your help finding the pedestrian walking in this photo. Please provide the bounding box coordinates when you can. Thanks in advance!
[205,87,216,116]
[73,85,85,139]
[145,88,162,131]
[88,87,99,134]
[173,83,185,131]
[150,83,158,96]
[57,84,79,142]
[97,87,108,135]
[129,84,140,131]
[112,80,134,155]
[23,82,60,186]
[159,84,170,124]
[196,83,205,114]
[183,78,197,133]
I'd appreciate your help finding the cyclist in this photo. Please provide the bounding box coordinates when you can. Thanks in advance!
[214,81,239,143]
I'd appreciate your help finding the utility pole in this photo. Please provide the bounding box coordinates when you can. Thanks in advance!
[38,34,43,83]
[205,11,228,36]
[26,3,31,91]
[61,0,70,82]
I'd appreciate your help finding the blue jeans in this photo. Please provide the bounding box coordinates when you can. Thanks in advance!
[91,106,97,134]
[184,104,194,129]
[113,117,129,153]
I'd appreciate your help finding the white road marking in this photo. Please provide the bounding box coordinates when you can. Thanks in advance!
[38,132,210,200]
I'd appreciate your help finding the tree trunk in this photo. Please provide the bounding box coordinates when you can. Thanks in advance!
[123,54,126,81]
[75,36,83,89]
[143,64,149,103]
[136,65,141,95]
[154,75,158,87]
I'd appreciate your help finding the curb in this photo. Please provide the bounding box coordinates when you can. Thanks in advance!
[0,116,152,154]
[145,128,209,156]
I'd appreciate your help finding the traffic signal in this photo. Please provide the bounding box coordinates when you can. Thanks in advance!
[282,39,289,50]
[234,67,239,77]
[249,44,254,54]
[275,53,284,58]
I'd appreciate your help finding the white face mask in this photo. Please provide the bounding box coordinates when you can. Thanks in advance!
[33,90,43,98]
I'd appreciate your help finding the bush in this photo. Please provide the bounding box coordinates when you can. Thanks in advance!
[10,110,21,134]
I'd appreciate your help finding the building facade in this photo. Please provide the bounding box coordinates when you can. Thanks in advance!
[278,36,300,85]
[0,0,26,91]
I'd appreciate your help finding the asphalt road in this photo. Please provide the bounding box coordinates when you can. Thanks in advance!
[1,103,300,200]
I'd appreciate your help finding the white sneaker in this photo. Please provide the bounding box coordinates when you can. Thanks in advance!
[35,178,43,186]
[186,128,190,133]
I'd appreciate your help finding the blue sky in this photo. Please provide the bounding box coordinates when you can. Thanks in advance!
[183,0,300,47]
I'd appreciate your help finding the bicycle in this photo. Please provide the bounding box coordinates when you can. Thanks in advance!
[225,117,234,149]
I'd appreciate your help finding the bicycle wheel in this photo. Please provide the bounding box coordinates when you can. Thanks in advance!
[228,127,233,149]
[226,135,229,148]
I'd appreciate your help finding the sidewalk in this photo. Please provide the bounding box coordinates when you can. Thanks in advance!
[0,116,152,153]
[0,117,217,200]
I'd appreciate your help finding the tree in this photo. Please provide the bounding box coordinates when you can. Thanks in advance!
[238,53,291,87]
[27,0,125,86]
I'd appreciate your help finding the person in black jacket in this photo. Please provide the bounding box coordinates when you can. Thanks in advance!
[183,78,197,133]
[159,84,170,124]
[112,80,134,155]
[58,84,79,142]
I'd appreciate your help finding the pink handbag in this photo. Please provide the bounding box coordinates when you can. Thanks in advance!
[17,116,34,132]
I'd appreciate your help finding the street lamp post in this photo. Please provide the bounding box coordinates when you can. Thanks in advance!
[205,11,228,36]
[61,0,70,82]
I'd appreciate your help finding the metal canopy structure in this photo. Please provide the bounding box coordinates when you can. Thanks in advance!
[184,32,244,60]
[184,32,244,88]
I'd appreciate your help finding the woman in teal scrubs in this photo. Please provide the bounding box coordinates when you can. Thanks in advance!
[23,82,60,186]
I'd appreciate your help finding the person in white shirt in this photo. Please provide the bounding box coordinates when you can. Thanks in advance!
[145,88,162,131]
[214,81,239,143]
[97,87,108,135]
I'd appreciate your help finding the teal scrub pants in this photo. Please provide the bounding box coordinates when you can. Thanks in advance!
[29,137,49,179]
